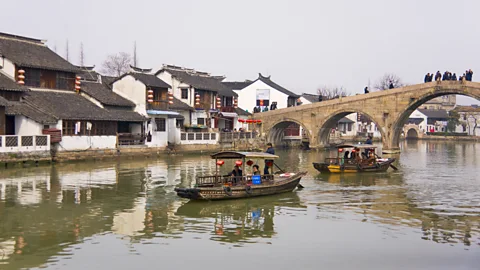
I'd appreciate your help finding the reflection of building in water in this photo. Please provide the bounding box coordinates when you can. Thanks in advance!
[112,197,147,237]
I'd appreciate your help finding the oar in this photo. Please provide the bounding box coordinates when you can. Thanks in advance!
[273,162,304,188]
[374,153,398,171]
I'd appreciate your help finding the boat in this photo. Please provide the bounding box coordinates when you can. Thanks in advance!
[174,151,307,201]
[312,144,397,173]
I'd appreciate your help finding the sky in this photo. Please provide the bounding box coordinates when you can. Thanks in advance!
[2,0,479,105]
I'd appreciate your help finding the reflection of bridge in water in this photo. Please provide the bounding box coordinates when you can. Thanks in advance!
[255,81,480,153]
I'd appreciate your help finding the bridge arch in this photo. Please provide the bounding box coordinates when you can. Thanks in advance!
[316,109,386,146]
[265,118,311,146]
[403,124,422,139]
[390,87,480,149]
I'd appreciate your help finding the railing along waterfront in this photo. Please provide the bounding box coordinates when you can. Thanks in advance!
[0,135,50,153]
[180,132,218,144]
[219,132,257,142]
[117,133,145,146]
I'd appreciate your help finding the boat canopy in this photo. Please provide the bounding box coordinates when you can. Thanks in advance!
[335,144,378,149]
[210,151,279,159]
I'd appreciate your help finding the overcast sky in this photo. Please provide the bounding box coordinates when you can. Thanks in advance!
[2,0,479,104]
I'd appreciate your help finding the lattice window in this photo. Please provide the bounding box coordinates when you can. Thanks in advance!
[21,136,33,146]
[155,118,166,132]
[187,133,195,140]
[211,133,216,140]
[36,136,48,146]
[6,137,18,147]
[195,133,203,140]
[204,133,210,140]
[181,133,187,141]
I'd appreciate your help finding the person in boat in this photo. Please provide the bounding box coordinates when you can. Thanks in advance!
[252,165,261,175]
[365,136,372,145]
[228,165,243,185]
[264,143,275,174]
[367,150,376,165]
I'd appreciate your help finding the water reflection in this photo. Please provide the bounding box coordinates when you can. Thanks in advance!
[0,141,479,269]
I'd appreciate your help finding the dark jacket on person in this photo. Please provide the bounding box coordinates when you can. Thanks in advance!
[424,74,429,83]
[452,74,457,81]
[365,138,372,145]
[230,168,243,177]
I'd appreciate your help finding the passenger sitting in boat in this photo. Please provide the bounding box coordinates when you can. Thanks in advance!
[344,151,350,159]
[229,165,243,177]
[252,165,261,175]
[367,151,376,164]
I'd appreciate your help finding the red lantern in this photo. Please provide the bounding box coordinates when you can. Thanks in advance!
[238,119,245,123]
[216,160,225,166]
[351,149,356,153]
[235,160,243,166]
[256,120,262,123]
[246,160,254,166]
[266,161,273,167]
[259,100,264,106]
[338,148,343,153]
[246,119,253,123]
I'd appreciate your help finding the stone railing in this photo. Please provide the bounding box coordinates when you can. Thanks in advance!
[0,135,50,153]
[180,132,218,144]
[219,132,257,142]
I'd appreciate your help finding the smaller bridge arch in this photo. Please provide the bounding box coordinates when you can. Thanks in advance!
[265,118,311,147]
[403,124,423,139]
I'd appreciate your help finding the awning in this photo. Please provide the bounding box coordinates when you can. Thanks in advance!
[219,112,238,118]
[146,110,180,116]
[168,114,185,119]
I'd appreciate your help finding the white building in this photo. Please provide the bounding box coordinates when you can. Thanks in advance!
[0,32,145,153]
[454,105,480,135]
[407,109,448,133]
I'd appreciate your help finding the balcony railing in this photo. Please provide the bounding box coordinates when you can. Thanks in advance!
[180,132,218,144]
[0,135,50,153]
[219,132,257,142]
[220,106,236,113]
[147,100,168,111]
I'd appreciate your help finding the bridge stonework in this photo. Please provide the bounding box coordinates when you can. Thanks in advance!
[254,81,480,153]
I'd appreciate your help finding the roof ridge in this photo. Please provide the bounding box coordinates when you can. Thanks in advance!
[0,32,45,46]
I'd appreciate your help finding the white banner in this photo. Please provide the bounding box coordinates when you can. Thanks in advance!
[256,89,270,100]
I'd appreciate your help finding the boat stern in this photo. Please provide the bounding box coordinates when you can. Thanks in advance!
[174,188,202,200]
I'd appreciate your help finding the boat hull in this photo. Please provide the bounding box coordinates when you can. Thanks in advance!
[174,172,307,201]
[313,158,395,173]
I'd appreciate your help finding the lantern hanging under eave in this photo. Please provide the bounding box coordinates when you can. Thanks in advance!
[148,99,154,103]
[338,148,343,153]
[256,120,262,124]
[238,119,245,123]
[246,160,254,166]
[74,76,81,92]
[235,160,243,166]
[233,98,238,108]
[147,94,154,99]
[246,119,253,124]
[216,160,225,166]
[147,89,154,95]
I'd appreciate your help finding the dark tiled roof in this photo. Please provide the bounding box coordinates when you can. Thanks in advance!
[223,81,253,91]
[256,73,299,98]
[0,72,29,92]
[5,101,57,124]
[23,90,145,122]
[76,66,100,82]
[81,81,135,107]
[0,96,9,106]
[235,107,251,116]
[0,32,79,73]
[417,109,449,119]
[115,73,170,89]
[101,76,117,87]
[301,93,320,103]
[159,67,230,92]
[170,97,194,111]
[130,65,152,73]
[338,117,354,123]
[104,107,149,122]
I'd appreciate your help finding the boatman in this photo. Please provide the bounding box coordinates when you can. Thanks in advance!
[264,143,275,174]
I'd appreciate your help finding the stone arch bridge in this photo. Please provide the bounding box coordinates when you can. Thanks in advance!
[253,81,480,153]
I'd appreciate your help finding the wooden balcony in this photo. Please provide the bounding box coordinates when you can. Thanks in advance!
[220,106,236,113]
[147,100,168,111]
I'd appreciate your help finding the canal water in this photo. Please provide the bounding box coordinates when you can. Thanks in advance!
[0,141,479,270]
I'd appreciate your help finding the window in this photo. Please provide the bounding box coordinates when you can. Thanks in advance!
[155,118,166,132]
[225,97,233,107]
[347,123,352,132]
[62,120,116,136]
[197,118,205,125]
[23,68,41,87]
[181,89,189,99]
[22,68,75,90]
[43,125,50,129]
[176,119,184,128]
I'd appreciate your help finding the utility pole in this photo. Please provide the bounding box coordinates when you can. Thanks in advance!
[65,39,70,61]
[133,41,138,67]
[79,42,85,66]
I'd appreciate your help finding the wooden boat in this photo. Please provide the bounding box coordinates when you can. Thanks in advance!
[313,144,397,174]
[174,151,307,201]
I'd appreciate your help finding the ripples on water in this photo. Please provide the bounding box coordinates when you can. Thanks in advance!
[0,141,479,269]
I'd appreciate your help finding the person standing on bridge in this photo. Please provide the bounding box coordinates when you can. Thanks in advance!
[452,73,457,81]
[424,73,431,83]
[364,87,369,94]
[389,81,394,89]
[435,71,442,81]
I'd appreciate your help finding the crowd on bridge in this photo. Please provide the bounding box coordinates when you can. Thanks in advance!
[424,69,473,83]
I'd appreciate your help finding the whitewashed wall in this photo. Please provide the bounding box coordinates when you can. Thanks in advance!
[59,136,117,151]
[1,58,16,78]
[234,80,290,113]
[14,115,44,135]
[408,110,428,133]
[157,71,192,106]
[112,75,148,115]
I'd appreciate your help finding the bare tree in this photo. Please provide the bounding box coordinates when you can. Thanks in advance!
[101,52,132,76]
[133,41,138,67]
[65,39,70,61]
[374,73,404,90]
[317,86,349,100]
[79,43,85,66]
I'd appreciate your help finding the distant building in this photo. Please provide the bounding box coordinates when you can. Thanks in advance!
[453,105,480,136]
[421,95,456,111]
[408,109,449,133]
